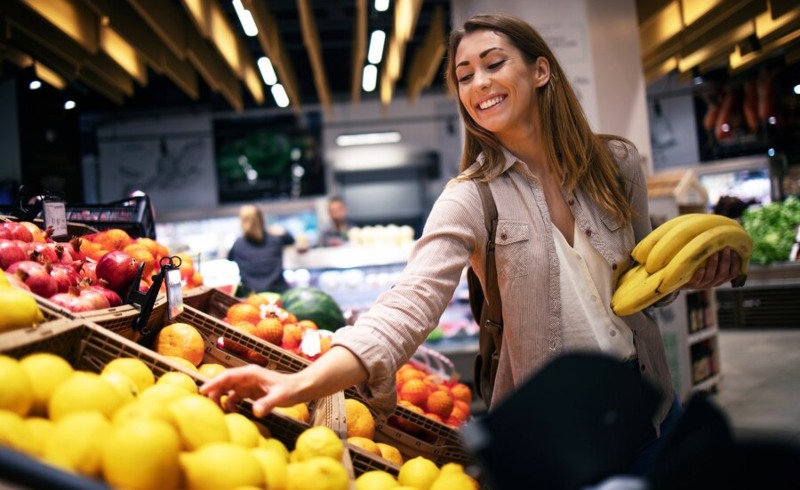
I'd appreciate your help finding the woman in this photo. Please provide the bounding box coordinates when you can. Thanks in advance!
[228,205,295,295]
[203,14,741,474]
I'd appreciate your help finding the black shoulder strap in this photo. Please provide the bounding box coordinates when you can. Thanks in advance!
[475,182,502,329]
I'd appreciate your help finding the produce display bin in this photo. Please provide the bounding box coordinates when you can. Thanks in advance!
[181,285,239,315]
[0,318,353,486]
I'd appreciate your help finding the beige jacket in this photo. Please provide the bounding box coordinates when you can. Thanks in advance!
[333,139,675,427]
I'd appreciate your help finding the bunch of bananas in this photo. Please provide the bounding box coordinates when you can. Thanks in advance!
[611,213,753,316]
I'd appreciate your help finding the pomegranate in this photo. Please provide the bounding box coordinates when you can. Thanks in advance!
[52,244,73,265]
[0,239,27,269]
[50,287,101,312]
[0,226,11,240]
[18,222,49,243]
[6,261,58,298]
[96,250,140,297]
[49,263,81,293]
[29,242,59,266]
[62,237,87,261]
[89,280,123,307]
[0,222,33,242]
[78,261,97,284]
[5,271,31,291]
[78,286,111,310]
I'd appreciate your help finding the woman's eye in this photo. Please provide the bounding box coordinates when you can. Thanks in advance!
[458,73,473,83]
[488,60,506,70]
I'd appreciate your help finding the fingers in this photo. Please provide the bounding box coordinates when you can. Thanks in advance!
[683,248,741,290]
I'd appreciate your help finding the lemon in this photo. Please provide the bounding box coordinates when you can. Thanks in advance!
[19,352,74,416]
[198,363,226,378]
[112,399,175,427]
[167,394,230,450]
[0,287,44,333]
[180,442,265,490]
[138,383,191,405]
[101,372,139,403]
[293,426,344,462]
[259,437,290,461]
[23,416,54,457]
[43,411,112,476]
[356,470,400,490]
[164,355,199,372]
[348,436,382,455]
[286,456,350,490]
[0,409,36,455]
[48,371,125,421]
[345,398,375,439]
[102,419,182,490]
[377,442,404,466]
[430,472,477,490]
[157,371,198,393]
[398,456,440,490]
[252,446,288,489]
[102,357,155,393]
[225,412,261,448]
[439,462,466,476]
[0,355,34,416]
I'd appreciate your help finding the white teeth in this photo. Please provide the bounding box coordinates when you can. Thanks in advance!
[479,96,504,110]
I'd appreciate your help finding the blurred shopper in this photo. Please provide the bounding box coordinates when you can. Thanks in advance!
[319,196,352,247]
[228,205,294,295]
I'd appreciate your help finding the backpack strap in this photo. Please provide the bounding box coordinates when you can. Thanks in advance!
[475,182,502,329]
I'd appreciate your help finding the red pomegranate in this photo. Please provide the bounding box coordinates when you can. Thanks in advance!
[6,261,58,298]
[96,250,140,297]
[29,242,59,266]
[49,263,82,293]
[50,287,103,312]
[89,280,123,307]
[0,239,27,269]
[0,222,33,242]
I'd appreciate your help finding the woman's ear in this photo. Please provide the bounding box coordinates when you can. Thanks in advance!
[533,56,551,88]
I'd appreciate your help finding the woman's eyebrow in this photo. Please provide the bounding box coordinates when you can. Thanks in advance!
[456,47,504,68]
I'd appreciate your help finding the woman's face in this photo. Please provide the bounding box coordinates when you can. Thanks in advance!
[454,30,545,143]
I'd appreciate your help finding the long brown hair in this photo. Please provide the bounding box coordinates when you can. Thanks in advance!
[446,13,634,224]
[240,205,265,243]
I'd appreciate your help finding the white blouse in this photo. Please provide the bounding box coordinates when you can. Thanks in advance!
[553,223,637,361]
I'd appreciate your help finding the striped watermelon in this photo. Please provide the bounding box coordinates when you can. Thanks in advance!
[280,287,346,332]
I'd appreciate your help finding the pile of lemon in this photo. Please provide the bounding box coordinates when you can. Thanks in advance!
[0,353,353,490]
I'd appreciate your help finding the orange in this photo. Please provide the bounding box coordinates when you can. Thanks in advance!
[396,367,426,386]
[398,379,429,407]
[424,412,443,424]
[124,247,157,279]
[376,442,404,466]
[449,383,472,404]
[281,323,303,350]
[253,317,284,345]
[297,319,318,330]
[450,400,470,423]
[95,229,134,251]
[425,390,454,419]
[244,294,271,308]
[226,303,262,326]
[344,398,375,439]
[154,323,205,367]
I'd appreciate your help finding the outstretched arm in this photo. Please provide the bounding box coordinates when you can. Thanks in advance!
[199,345,368,417]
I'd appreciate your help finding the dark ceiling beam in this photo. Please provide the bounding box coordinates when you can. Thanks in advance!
[406,5,445,103]
[297,0,333,113]
[351,0,367,104]
[127,0,189,60]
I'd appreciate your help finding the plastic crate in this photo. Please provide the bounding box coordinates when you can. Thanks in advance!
[182,285,239,316]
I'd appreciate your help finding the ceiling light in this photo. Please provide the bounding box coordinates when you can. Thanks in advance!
[794,84,800,95]
[375,0,390,12]
[271,84,290,107]
[64,100,76,110]
[29,80,42,90]
[367,30,386,64]
[362,64,378,92]
[257,57,278,85]
[232,0,259,37]
[336,131,401,147]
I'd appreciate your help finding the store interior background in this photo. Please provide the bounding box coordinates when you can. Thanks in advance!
[0,0,800,292]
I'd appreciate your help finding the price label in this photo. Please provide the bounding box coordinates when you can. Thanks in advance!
[166,268,184,320]
[43,201,68,237]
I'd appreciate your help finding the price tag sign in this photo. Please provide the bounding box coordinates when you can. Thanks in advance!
[43,200,68,237]
[166,268,184,320]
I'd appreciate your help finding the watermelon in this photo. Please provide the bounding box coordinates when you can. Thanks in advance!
[280,287,346,332]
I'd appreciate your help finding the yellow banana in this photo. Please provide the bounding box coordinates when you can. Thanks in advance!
[611,268,671,317]
[644,214,743,273]
[631,214,699,264]
[613,263,650,299]
[660,224,753,292]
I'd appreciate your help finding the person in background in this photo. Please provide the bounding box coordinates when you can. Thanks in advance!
[319,195,351,247]
[203,13,742,477]
[228,204,294,295]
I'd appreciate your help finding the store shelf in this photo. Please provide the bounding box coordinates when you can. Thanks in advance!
[693,373,721,393]
[284,243,414,271]
[688,327,718,345]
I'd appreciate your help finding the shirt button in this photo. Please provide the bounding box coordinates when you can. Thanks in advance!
[590,295,597,302]
[585,229,592,237]
[568,198,575,205]
[612,263,618,270]
[500,232,507,240]
[609,329,617,337]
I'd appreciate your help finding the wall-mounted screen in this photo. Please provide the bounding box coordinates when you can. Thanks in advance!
[214,112,326,203]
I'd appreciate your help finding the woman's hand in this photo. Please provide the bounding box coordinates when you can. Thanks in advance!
[682,247,741,290]
[199,365,304,417]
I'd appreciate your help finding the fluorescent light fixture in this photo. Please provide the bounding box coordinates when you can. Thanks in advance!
[271,84,290,107]
[362,64,378,92]
[64,100,76,110]
[794,84,800,95]
[29,80,42,90]
[367,30,386,64]
[375,0,390,12]
[257,57,278,85]
[336,131,401,147]
[232,0,258,37]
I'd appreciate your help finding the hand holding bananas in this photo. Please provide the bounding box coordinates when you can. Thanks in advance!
[612,214,753,316]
